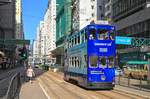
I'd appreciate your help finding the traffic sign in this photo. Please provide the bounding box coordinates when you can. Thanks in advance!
[14,39,30,45]
[115,36,132,45]
[0,39,30,45]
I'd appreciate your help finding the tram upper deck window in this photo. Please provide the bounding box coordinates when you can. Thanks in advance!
[98,29,114,40]
[98,29,107,40]
[89,56,98,68]
[109,30,115,40]
[89,29,96,40]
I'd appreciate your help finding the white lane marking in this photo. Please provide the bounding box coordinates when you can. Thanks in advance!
[45,73,63,83]
[91,95,100,99]
[38,79,51,99]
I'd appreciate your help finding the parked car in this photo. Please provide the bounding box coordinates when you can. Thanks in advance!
[34,64,39,68]
[115,68,124,76]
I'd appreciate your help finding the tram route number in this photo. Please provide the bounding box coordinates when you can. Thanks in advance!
[99,48,108,53]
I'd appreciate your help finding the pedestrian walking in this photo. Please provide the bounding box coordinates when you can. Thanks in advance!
[26,66,35,83]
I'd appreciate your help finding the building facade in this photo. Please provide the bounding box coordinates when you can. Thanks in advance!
[0,0,16,61]
[72,0,105,31]
[112,0,150,64]
[0,0,16,40]
[33,21,43,64]
[113,0,150,39]
[104,0,112,20]
[53,0,72,66]
[0,0,24,68]
[48,0,56,53]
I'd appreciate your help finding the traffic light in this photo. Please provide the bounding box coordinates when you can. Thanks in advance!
[18,46,28,60]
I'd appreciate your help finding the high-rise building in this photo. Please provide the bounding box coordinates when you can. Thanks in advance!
[72,0,105,32]
[0,0,21,68]
[15,0,24,39]
[33,21,43,58]
[34,0,56,64]
[0,0,16,40]
[48,0,56,53]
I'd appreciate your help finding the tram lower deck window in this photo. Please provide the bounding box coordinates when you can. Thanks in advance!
[108,57,114,68]
[100,57,106,67]
[89,56,98,67]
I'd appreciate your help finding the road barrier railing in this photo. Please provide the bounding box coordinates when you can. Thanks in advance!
[3,72,21,99]
[116,75,150,92]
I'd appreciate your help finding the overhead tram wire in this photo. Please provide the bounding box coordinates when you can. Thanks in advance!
[23,14,44,21]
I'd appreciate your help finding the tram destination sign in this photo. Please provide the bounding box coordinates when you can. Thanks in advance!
[115,36,132,45]
[88,40,116,56]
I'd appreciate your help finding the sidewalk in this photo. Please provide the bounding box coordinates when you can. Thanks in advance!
[115,85,150,99]
[19,79,48,99]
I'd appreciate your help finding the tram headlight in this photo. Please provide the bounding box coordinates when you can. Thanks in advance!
[101,75,106,80]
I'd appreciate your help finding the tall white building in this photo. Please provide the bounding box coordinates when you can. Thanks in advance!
[34,0,56,64]
[49,0,56,52]
[72,0,105,31]
[33,26,40,58]
[33,21,43,64]
[15,0,23,39]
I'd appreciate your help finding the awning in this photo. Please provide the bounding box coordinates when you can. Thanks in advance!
[127,61,149,65]
[51,44,64,55]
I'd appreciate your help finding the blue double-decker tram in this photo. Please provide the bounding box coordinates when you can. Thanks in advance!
[64,24,116,89]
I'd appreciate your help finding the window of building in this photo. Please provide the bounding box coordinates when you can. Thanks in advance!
[107,6,110,11]
[91,5,94,9]
[91,13,95,17]
[99,5,102,10]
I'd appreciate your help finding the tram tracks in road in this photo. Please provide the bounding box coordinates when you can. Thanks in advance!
[95,90,144,99]
[47,71,147,99]
[111,90,145,99]
[38,76,60,99]
[47,71,116,99]
[43,73,85,99]
[46,71,113,99]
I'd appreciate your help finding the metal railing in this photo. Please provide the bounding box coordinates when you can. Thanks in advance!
[3,72,21,99]
[116,75,150,91]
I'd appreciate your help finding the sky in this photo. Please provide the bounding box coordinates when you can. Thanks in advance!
[22,0,48,41]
